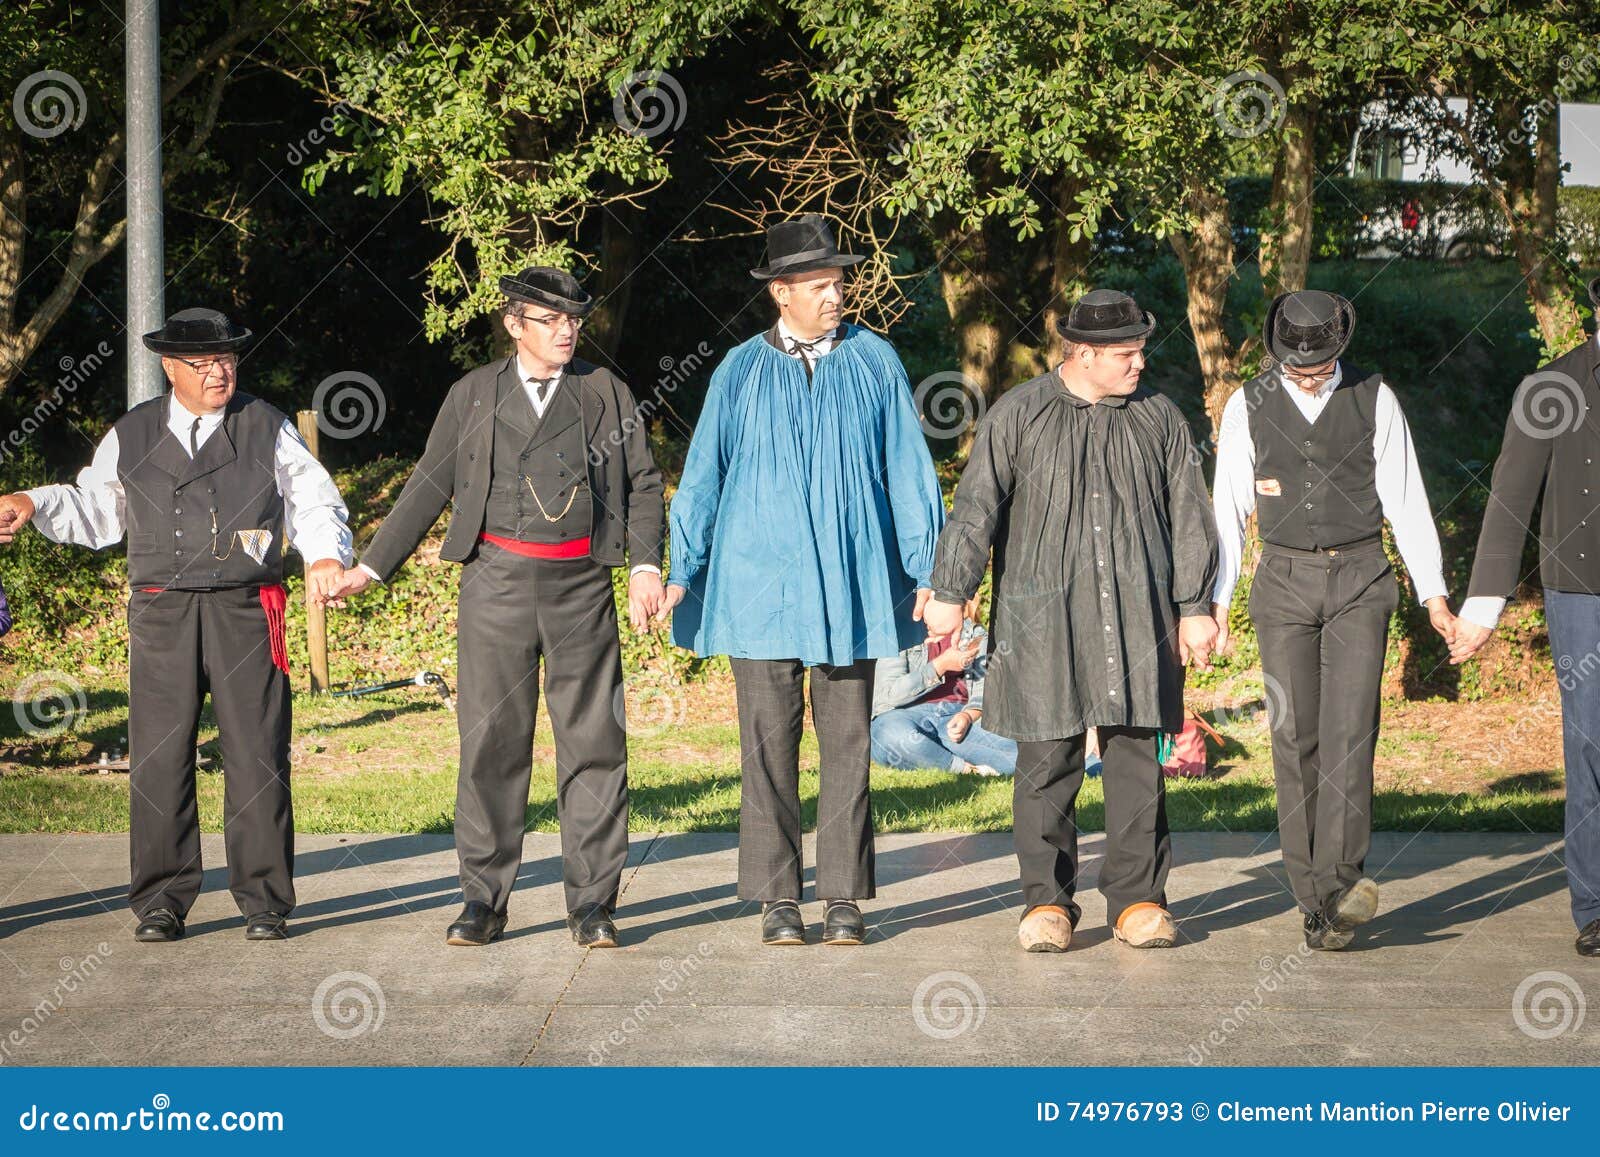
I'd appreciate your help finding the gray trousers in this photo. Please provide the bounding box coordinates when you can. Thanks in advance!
[1014,728,1169,927]
[730,658,875,902]
[1249,540,1398,916]
[455,542,629,914]
[126,587,293,920]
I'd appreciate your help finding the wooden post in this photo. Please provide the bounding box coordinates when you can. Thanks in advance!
[296,410,331,694]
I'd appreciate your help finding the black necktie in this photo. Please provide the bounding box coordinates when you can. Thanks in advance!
[188,417,201,458]
[530,376,558,415]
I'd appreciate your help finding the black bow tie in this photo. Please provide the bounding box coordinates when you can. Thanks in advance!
[786,334,831,359]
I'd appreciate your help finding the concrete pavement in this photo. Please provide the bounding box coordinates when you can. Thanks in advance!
[0,831,1594,1066]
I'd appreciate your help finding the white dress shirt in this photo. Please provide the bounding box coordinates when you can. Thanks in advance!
[1211,365,1447,609]
[25,393,353,566]
[776,319,839,363]
[356,354,660,582]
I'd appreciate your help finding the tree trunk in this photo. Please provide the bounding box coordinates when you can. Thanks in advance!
[937,219,1011,455]
[1170,176,1243,434]
[1259,90,1318,303]
[581,175,641,367]
[1516,95,1584,355]
[1042,172,1093,363]
[0,121,26,384]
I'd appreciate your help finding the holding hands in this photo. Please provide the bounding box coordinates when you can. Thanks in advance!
[0,493,35,544]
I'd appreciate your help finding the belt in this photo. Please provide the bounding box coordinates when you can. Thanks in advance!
[478,531,591,560]
[136,583,290,674]
[1261,535,1384,560]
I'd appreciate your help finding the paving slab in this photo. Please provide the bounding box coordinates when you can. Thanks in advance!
[0,831,1594,1066]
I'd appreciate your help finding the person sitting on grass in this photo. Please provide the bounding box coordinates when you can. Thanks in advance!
[870,598,1017,777]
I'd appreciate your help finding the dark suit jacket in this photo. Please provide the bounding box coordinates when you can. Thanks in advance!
[1468,335,1600,599]
[360,357,665,580]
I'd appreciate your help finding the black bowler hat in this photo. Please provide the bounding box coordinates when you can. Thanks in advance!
[499,266,595,317]
[141,308,253,355]
[1055,289,1156,345]
[1587,276,1600,310]
[749,213,865,280]
[1264,290,1355,367]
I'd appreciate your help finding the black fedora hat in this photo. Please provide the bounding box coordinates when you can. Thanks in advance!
[1264,290,1355,367]
[499,266,595,317]
[750,213,865,280]
[1588,275,1600,310]
[141,307,253,355]
[1055,289,1156,345]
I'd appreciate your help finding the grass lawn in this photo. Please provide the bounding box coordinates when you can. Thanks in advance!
[0,675,1567,834]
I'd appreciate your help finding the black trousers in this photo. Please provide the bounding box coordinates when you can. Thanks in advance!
[730,657,875,902]
[1250,540,1397,915]
[126,587,293,920]
[455,543,629,914]
[1013,727,1170,927]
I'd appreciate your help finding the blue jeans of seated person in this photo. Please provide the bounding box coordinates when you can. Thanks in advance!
[870,698,1019,774]
[1541,588,1600,929]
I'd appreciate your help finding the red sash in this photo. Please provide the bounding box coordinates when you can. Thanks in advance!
[478,531,591,560]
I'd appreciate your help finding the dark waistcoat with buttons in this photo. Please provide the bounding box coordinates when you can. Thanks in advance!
[483,371,593,542]
[114,391,287,590]
[1245,362,1384,551]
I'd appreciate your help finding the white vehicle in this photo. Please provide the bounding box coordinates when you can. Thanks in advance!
[1345,98,1600,259]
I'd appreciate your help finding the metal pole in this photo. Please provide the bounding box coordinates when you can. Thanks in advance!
[125,0,164,408]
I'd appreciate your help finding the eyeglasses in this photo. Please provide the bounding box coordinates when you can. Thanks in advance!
[169,354,236,377]
[1283,365,1337,385]
[514,311,584,333]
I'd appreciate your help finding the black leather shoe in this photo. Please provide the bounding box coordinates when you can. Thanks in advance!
[821,899,866,946]
[568,903,619,948]
[1328,877,1380,932]
[445,901,507,946]
[244,912,288,941]
[1577,918,1600,957]
[761,900,805,946]
[134,908,184,943]
[1304,910,1353,951]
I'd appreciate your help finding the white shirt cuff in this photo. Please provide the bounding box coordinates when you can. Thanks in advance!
[629,564,661,578]
[357,562,383,583]
[1458,596,1505,631]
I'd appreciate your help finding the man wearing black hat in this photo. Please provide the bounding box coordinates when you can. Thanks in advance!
[1450,275,1600,958]
[658,214,946,947]
[922,289,1218,954]
[0,308,355,942]
[326,267,665,949]
[1210,289,1456,951]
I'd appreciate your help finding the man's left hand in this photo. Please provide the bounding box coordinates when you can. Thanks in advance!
[306,559,346,608]
[946,709,979,743]
[1178,613,1219,671]
[628,570,667,633]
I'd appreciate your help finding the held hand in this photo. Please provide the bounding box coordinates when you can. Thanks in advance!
[920,596,964,644]
[1211,601,1231,655]
[1178,613,1220,672]
[946,709,978,743]
[912,587,934,623]
[652,582,686,627]
[932,634,982,674]
[628,570,666,634]
[1425,596,1457,645]
[1448,619,1493,665]
[321,564,374,608]
[0,492,36,544]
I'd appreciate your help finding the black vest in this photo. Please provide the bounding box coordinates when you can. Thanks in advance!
[1245,363,1384,551]
[115,392,287,590]
[483,371,592,542]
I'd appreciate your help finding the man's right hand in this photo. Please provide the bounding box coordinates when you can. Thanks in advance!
[0,493,36,544]
[323,565,375,607]
[920,596,964,644]
[1211,601,1230,655]
[1448,619,1493,665]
